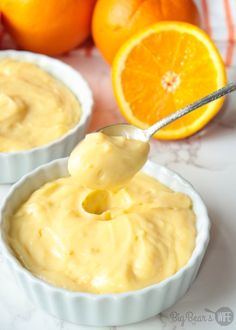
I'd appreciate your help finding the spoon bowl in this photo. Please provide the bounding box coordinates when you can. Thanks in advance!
[99,123,148,141]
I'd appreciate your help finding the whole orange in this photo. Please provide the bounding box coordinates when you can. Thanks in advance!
[0,0,96,55]
[92,0,200,63]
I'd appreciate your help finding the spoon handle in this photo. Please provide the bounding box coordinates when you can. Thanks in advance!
[144,81,236,139]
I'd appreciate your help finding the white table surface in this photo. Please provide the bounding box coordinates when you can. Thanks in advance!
[1,65,236,330]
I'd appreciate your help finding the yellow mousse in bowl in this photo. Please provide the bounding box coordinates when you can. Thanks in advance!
[7,133,196,294]
[0,59,81,152]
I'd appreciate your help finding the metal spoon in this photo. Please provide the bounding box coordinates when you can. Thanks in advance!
[100,81,236,141]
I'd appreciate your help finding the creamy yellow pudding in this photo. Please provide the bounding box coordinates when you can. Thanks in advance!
[68,132,150,189]
[0,59,81,152]
[7,133,196,294]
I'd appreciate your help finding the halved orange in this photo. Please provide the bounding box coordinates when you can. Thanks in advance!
[112,22,227,140]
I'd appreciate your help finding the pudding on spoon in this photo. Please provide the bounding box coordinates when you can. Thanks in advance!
[68,132,150,189]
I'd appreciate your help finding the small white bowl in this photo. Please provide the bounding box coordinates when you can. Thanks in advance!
[0,50,93,183]
[0,159,210,326]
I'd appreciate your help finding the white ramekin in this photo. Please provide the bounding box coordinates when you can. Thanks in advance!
[0,50,93,183]
[0,159,210,326]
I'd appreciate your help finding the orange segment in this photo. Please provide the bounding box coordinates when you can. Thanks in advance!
[112,22,227,139]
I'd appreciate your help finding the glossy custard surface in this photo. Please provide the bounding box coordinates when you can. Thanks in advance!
[0,59,81,152]
[8,171,196,293]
